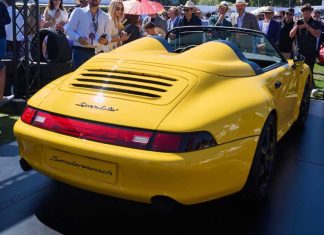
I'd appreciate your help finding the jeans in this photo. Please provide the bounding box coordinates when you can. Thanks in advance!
[72,46,95,70]
[0,37,6,58]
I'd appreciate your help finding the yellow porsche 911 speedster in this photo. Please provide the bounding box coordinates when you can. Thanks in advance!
[14,27,311,207]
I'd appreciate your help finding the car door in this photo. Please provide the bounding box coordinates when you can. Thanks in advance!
[253,34,298,132]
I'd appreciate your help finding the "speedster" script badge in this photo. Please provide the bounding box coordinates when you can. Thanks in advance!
[75,102,119,112]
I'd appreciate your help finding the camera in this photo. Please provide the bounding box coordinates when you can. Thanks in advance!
[297,20,304,25]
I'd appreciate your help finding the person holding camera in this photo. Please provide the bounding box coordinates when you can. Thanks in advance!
[290,3,321,88]
[66,0,110,69]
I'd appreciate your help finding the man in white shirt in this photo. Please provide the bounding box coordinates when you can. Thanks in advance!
[259,6,281,46]
[167,7,180,32]
[66,0,111,69]
[4,0,24,58]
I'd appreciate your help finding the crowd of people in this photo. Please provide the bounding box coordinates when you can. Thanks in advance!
[0,0,324,107]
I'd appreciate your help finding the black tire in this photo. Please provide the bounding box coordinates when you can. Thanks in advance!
[295,78,311,129]
[240,114,277,201]
[31,28,71,63]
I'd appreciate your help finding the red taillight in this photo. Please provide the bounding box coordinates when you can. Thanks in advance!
[151,133,183,152]
[21,106,37,124]
[31,110,154,150]
[24,108,216,152]
[151,132,216,152]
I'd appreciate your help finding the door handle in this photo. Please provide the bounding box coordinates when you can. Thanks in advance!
[275,81,282,89]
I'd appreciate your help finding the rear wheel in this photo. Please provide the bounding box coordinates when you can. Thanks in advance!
[240,114,277,201]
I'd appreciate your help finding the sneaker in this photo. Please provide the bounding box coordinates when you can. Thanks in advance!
[311,89,321,98]
[0,95,15,108]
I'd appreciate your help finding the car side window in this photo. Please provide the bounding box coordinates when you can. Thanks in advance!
[239,34,284,69]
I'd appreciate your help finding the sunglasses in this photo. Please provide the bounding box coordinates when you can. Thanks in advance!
[116,7,124,11]
[183,8,192,12]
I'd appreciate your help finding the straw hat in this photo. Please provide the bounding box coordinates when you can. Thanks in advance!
[262,6,274,13]
[235,0,248,5]
[184,1,195,8]
[219,1,229,8]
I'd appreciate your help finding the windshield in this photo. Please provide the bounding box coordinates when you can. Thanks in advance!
[166,26,285,69]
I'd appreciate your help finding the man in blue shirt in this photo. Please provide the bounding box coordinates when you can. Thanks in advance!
[66,0,110,69]
[230,0,259,30]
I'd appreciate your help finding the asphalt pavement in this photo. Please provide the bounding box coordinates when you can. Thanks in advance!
[0,100,324,235]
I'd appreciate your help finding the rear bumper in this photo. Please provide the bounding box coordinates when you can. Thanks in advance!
[14,119,258,205]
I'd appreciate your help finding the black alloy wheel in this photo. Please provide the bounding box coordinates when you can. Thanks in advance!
[241,114,277,201]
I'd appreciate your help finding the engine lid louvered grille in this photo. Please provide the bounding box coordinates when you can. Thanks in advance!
[79,74,173,86]
[60,65,195,105]
[86,69,177,82]
[75,79,167,92]
[72,84,161,98]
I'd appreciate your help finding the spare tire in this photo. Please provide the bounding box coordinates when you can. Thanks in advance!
[31,28,71,63]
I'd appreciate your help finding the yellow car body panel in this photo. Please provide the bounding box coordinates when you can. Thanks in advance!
[15,120,258,205]
[14,33,310,205]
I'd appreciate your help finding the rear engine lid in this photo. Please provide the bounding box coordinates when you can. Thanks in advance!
[35,63,199,130]
[59,62,196,105]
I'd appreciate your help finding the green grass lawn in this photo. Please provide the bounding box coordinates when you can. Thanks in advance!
[314,64,324,89]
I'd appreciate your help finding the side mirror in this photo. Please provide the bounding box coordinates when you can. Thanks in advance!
[293,49,305,67]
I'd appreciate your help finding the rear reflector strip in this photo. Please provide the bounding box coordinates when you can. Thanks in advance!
[32,110,154,149]
[21,106,216,152]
